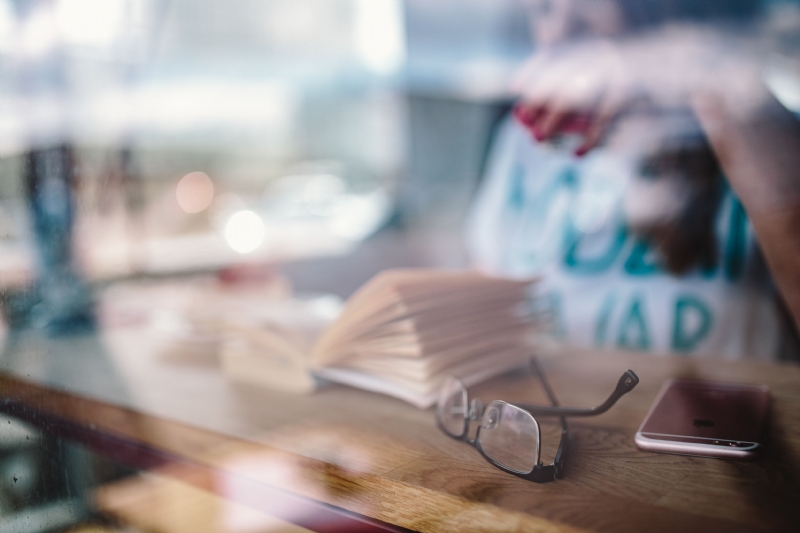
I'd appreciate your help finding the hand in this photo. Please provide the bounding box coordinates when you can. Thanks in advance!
[511,25,763,156]
[511,40,632,156]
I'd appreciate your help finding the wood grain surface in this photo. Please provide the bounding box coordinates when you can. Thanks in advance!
[2,328,800,533]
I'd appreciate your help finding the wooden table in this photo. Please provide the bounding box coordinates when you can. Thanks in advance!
[1,326,799,532]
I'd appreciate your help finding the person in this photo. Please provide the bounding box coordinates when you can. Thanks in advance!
[467,0,800,359]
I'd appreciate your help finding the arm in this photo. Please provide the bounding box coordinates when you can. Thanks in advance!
[692,89,800,333]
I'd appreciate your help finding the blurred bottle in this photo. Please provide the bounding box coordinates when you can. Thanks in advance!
[23,144,95,335]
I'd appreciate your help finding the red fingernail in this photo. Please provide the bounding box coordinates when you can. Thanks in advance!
[513,105,533,127]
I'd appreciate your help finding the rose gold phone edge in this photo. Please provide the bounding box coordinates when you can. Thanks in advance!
[634,379,765,460]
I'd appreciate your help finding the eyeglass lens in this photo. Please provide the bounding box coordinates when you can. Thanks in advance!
[437,375,468,437]
[478,401,540,474]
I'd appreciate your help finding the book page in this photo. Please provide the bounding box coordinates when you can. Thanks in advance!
[311,269,535,365]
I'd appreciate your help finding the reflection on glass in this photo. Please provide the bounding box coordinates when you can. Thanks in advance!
[1,0,800,531]
[437,375,468,438]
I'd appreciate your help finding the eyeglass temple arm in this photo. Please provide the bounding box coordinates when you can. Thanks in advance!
[528,357,568,478]
[516,370,639,417]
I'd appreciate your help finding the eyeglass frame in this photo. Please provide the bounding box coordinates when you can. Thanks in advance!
[436,357,639,483]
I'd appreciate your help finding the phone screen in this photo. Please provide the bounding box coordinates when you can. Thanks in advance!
[639,380,770,447]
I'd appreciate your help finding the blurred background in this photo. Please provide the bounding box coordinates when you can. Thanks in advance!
[0,0,536,307]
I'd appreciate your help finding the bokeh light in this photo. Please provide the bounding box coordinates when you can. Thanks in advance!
[55,0,125,47]
[176,172,215,213]
[224,210,265,254]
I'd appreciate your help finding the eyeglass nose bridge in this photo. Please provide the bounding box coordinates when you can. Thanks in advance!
[468,398,484,422]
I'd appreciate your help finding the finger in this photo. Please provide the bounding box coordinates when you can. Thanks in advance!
[575,92,625,156]
[524,69,597,138]
[514,102,547,130]
[574,118,608,157]
[513,103,534,127]
[537,102,572,141]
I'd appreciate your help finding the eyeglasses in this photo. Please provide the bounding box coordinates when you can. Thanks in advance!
[436,358,639,483]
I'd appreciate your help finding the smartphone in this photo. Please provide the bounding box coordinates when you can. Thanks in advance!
[635,379,770,460]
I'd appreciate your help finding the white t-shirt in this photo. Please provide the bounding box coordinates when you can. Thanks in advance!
[467,117,782,359]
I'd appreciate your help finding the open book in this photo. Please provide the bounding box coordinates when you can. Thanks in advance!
[221,269,537,408]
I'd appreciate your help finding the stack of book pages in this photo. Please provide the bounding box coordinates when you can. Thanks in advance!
[221,269,536,408]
